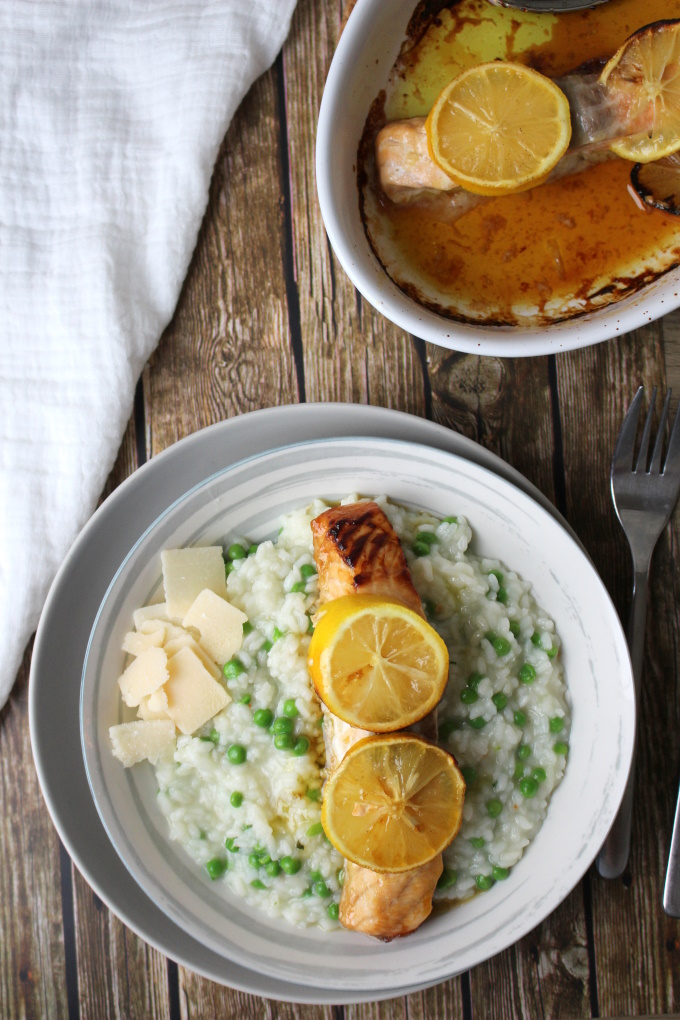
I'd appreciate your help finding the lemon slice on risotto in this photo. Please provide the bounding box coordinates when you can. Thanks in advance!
[321,733,465,873]
[308,594,449,732]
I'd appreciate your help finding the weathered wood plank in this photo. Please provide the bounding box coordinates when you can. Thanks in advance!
[144,63,298,457]
[177,980,336,1020]
[0,644,68,1020]
[556,324,680,1017]
[283,0,426,416]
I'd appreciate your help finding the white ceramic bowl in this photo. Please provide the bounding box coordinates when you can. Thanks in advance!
[315,0,680,357]
[81,436,635,995]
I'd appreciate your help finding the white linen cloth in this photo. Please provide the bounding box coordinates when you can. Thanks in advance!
[0,0,297,708]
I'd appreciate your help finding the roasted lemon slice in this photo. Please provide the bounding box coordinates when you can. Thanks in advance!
[631,153,680,215]
[425,61,571,196]
[600,20,680,164]
[308,595,449,732]
[321,734,465,873]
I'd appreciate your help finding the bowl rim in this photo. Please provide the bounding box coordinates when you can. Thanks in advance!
[315,0,680,356]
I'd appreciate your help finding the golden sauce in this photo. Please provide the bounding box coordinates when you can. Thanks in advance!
[361,0,680,326]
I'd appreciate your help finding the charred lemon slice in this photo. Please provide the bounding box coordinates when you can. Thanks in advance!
[631,153,680,215]
[600,20,680,164]
[425,61,571,196]
[308,595,449,732]
[321,734,465,873]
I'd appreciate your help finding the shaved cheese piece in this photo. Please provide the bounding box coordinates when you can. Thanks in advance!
[183,588,247,664]
[133,603,170,630]
[122,629,165,657]
[137,619,169,637]
[137,689,170,721]
[110,720,176,767]
[118,647,168,707]
[163,634,223,680]
[165,646,230,734]
[161,547,227,620]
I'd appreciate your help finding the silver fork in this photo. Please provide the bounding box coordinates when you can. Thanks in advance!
[596,387,680,884]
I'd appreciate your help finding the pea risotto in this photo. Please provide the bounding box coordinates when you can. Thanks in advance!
[110,496,570,931]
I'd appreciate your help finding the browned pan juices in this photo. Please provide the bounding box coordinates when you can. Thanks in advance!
[359,0,680,327]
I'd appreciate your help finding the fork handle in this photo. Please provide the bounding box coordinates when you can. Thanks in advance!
[595,563,648,879]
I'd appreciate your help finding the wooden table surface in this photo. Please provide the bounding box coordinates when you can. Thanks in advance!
[4,0,680,1016]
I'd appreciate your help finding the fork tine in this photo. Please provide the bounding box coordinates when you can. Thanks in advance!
[635,386,657,472]
[612,387,645,472]
[663,393,680,479]
[650,389,672,473]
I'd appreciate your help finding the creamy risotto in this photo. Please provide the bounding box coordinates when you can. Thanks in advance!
[119,496,570,930]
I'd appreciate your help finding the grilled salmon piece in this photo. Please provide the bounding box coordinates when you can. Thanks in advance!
[312,501,443,940]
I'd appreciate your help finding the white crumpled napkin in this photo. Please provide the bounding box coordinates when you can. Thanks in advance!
[0,0,297,708]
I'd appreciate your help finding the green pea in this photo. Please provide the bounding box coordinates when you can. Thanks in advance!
[261,640,273,653]
[496,587,508,605]
[487,799,503,818]
[291,581,306,593]
[491,635,511,657]
[274,734,295,751]
[300,563,317,579]
[492,866,509,881]
[487,569,504,583]
[199,735,215,743]
[467,672,484,689]
[227,744,247,765]
[248,852,261,869]
[238,694,251,705]
[313,881,331,898]
[307,616,315,634]
[492,692,508,711]
[327,902,340,921]
[461,687,478,704]
[412,541,430,557]
[253,708,274,728]
[519,777,539,798]
[282,700,298,719]
[513,710,526,727]
[225,562,236,576]
[553,741,569,755]
[228,543,247,560]
[266,861,281,878]
[439,718,461,740]
[225,837,239,852]
[248,544,258,556]
[280,856,301,875]
[509,621,520,638]
[309,870,323,883]
[470,837,485,849]
[517,744,531,760]
[475,874,494,891]
[547,645,559,659]
[460,766,477,786]
[306,822,324,837]
[513,763,526,782]
[301,888,313,898]
[531,631,543,648]
[533,767,547,783]
[437,868,458,889]
[443,515,458,524]
[306,787,321,802]
[223,659,246,680]
[205,858,228,880]
[293,736,310,757]
[242,621,253,636]
[272,716,294,734]
[423,598,437,619]
[337,868,345,887]
[230,791,243,808]
[518,663,536,684]
[469,716,487,730]
[549,716,564,733]
[273,627,284,641]
[251,879,266,890]
[417,531,437,546]
[209,728,220,743]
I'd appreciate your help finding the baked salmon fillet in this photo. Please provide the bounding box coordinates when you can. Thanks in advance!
[311,501,443,940]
